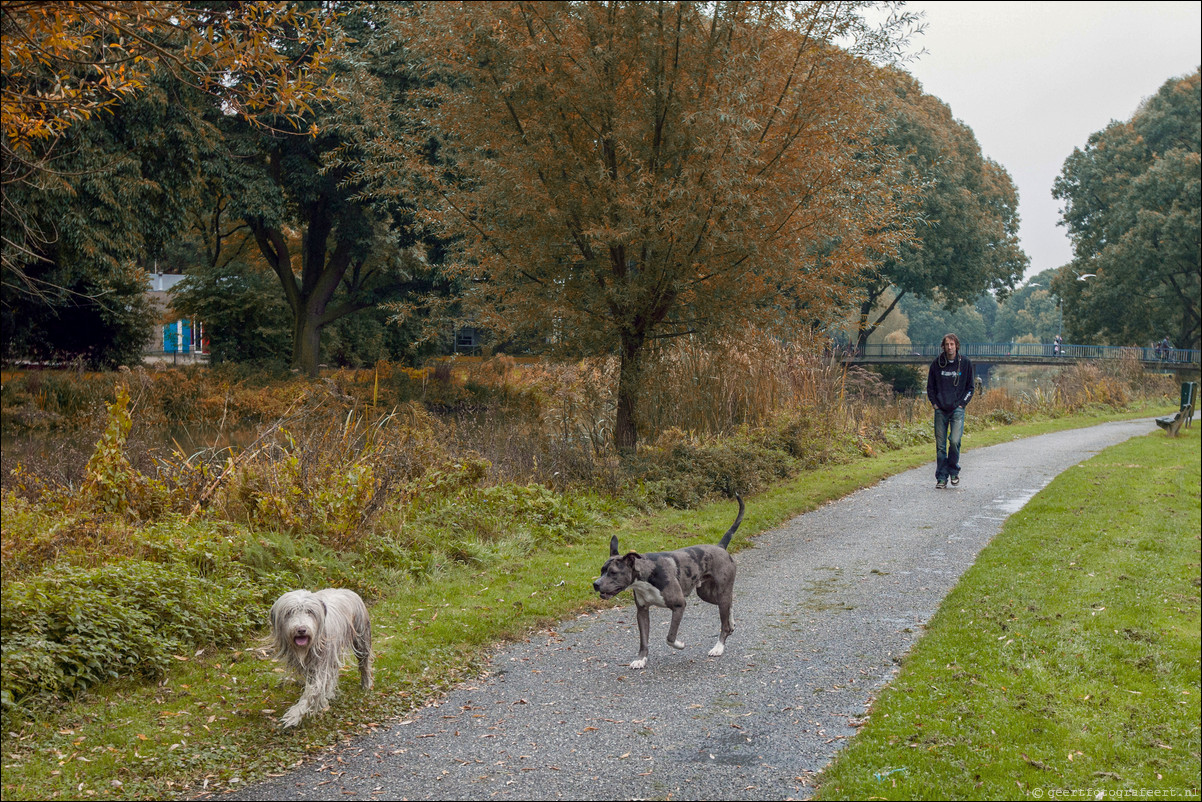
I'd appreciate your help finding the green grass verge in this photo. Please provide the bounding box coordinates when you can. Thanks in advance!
[0,405,1182,800]
[814,426,1201,800]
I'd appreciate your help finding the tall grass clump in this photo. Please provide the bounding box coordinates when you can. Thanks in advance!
[214,392,452,551]
[1053,350,1177,412]
[640,328,848,436]
[616,330,923,506]
[444,356,621,490]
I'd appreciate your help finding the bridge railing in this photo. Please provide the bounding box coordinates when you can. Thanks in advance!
[847,342,1200,365]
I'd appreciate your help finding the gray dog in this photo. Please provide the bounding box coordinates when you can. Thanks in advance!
[594,496,744,669]
[269,588,373,728]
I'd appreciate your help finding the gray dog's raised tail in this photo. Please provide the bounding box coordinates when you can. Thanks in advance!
[718,495,744,550]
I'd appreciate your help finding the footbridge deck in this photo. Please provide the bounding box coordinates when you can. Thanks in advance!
[843,342,1200,369]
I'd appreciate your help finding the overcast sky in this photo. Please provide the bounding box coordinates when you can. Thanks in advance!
[892,1,1201,282]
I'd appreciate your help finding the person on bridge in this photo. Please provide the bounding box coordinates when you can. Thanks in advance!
[927,333,975,490]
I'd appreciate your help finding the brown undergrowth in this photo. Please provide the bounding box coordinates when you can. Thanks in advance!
[0,340,1180,727]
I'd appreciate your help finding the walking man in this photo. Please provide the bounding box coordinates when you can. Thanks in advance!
[927,333,974,489]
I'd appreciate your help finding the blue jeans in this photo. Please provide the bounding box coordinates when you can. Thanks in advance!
[934,407,965,482]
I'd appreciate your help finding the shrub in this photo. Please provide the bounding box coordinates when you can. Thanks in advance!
[631,433,796,509]
[0,514,376,724]
[880,420,933,449]
[76,384,170,520]
[1,561,271,717]
[873,364,925,396]
[218,395,452,550]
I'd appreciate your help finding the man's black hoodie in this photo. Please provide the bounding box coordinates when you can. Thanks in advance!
[926,353,974,412]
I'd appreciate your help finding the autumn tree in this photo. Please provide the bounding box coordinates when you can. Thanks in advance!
[212,5,457,376]
[848,67,1027,353]
[356,1,917,451]
[1052,70,1201,349]
[1,0,341,294]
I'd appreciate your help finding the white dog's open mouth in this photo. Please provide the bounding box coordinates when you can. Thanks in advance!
[293,635,311,647]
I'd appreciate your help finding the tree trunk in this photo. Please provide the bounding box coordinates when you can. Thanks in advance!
[855,287,907,354]
[250,197,358,378]
[855,297,875,355]
[292,313,324,377]
[614,330,647,454]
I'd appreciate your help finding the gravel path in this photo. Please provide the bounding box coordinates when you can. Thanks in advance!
[231,418,1159,801]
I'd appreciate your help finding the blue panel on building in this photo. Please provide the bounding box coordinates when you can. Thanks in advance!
[164,320,192,353]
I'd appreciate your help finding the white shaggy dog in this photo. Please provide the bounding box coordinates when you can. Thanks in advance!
[268,588,373,728]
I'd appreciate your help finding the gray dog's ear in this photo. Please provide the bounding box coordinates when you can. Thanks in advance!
[629,554,655,581]
[623,551,651,580]
[609,535,619,556]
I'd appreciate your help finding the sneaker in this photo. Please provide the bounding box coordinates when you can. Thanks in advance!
[936,480,947,489]
[950,476,960,486]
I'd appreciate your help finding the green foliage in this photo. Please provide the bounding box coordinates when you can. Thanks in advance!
[630,415,851,509]
[224,402,452,550]
[0,560,270,716]
[993,271,1063,343]
[0,507,376,724]
[850,68,1027,350]
[379,483,621,576]
[879,420,932,449]
[2,77,214,368]
[0,260,157,369]
[1053,70,1201,349]
[170,259,292,364]
[872,364,925,396]
[900,293,988,347]
[196,4,458,377]
[980,408,1017,426]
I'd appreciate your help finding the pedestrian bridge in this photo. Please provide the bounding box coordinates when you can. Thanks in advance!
[843,342,1200,369]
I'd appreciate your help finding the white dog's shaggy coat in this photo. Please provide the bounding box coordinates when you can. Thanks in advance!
[268,588,373,728]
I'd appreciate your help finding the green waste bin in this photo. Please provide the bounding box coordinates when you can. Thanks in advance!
[1181,382,1198,429]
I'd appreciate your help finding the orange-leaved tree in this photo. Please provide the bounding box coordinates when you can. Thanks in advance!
[1,0,340,147]
[1,0,342,287]
[357,1,916,451]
